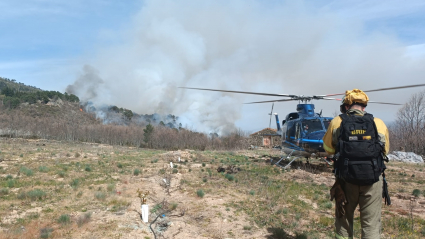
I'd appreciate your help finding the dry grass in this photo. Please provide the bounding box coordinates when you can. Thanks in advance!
[0,139,424,238]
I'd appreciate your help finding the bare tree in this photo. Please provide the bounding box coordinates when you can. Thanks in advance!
[390,90,425,155]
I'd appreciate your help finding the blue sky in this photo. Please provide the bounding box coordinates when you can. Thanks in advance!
[1,0,425,132]
[0,0,141,89]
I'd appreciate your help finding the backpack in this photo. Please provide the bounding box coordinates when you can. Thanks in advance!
[334,113,386,186]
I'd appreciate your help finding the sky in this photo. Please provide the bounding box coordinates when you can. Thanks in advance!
[1,0,425,134]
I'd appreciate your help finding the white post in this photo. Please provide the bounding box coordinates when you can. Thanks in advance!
[141,204,149,223]
[170,162,173,168]
[178,156,181,162]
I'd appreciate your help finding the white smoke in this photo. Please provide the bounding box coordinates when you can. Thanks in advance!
[67,0,425,133]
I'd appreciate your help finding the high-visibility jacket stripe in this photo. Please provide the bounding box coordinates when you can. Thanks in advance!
[323,142,335,154]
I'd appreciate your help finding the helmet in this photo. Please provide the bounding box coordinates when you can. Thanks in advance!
[340,89,369,113]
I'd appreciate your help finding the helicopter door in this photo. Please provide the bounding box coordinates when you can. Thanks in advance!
[286,121,295,141]
[295,122,301,139]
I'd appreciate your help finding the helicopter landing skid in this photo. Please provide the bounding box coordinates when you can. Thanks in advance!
[321,157,332,166]
[272,149,301,170]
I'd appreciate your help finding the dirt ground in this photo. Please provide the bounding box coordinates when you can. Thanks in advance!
[1,138,425,238]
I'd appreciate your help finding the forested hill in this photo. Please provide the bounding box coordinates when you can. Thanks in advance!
[0,77,42,92]
[0,77,79,109]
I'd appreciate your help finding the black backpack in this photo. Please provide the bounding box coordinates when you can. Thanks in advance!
[334,113,386,186]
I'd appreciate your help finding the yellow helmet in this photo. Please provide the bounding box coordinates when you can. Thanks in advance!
[340,89,369,113]
[343,89,369,106]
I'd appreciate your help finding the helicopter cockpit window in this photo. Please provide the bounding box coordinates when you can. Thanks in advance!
[322,119,331,130]
[302,119,323,135]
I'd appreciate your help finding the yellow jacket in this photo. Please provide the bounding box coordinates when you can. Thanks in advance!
[322,109,390,155]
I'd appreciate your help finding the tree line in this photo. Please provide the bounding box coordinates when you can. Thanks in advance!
[0,103,249,150]
[1,87,79,109]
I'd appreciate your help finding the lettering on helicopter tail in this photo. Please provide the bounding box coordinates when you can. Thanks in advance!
[350,130,366,135]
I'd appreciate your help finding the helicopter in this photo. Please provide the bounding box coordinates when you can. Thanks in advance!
[180,83,425,168]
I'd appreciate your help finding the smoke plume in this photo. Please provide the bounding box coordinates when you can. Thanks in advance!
[67,0,425,133]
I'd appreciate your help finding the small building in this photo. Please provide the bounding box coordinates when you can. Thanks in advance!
[249,128,281,148]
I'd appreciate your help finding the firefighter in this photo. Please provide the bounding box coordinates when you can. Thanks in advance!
[323,89,390,239]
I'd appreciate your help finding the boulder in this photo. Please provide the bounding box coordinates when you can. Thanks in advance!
[387,151,424,163]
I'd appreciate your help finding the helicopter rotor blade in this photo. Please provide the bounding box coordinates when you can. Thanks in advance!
[322,83,425,97]
[367,101,402,105]
[179,87,295,98]
[269,102,274,128]
[244,99,297,104]
[320,97,402,105]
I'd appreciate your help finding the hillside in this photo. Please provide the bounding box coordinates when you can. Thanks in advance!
[0,77,42,93]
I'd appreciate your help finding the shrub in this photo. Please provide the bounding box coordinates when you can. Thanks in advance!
[249,190,255,196]
[0,188,9,196]
[58,171,66,178]
[18,189,46,201]
[6,175,13,180]
[85,165,92,172]
[95,192,106,200]
[70,178,80,188]
[133,169,141,176]
[197,189,205,198]
[170,203,178,210]
[77,212,91,227]
[202,163,206,167]
[75,152,81,158]
[172,169,178,174]
[117,163,123,168]
[107,184,115,192]
[323,202,333,209]
[202,178,207,183]
[58,214,71,224]
[38,166,49,172]
[7,179,16,188]
[243,225,252,230]
[225,174,234,181]
[413,189,421,197]
[20,167,34,176]
[40,227,53,239]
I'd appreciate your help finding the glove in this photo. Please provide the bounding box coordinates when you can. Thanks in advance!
[330,179,348,218]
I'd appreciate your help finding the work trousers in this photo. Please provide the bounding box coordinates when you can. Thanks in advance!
[335,177,383,239]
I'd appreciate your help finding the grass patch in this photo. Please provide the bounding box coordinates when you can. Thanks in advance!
[58,214,71,225]
[20,167,34,176]
[76,212,91,227]
[413,189,421,197]
[58,171,66,178]
[133,168,141,176]
[0,187,9,196]
[38,166,49,172]
[70,178,80,189]
[95,191,107,200]
[17,189,46,201]
[197,189,205,198]
[40,227,53,239]
[6,179,16,188]
[107,183,115,192]
[225,174,234,181]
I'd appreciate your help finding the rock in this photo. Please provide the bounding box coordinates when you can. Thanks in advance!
[387,151,424,163]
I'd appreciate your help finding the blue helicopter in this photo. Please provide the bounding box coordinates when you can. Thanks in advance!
[180,84,425,167]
